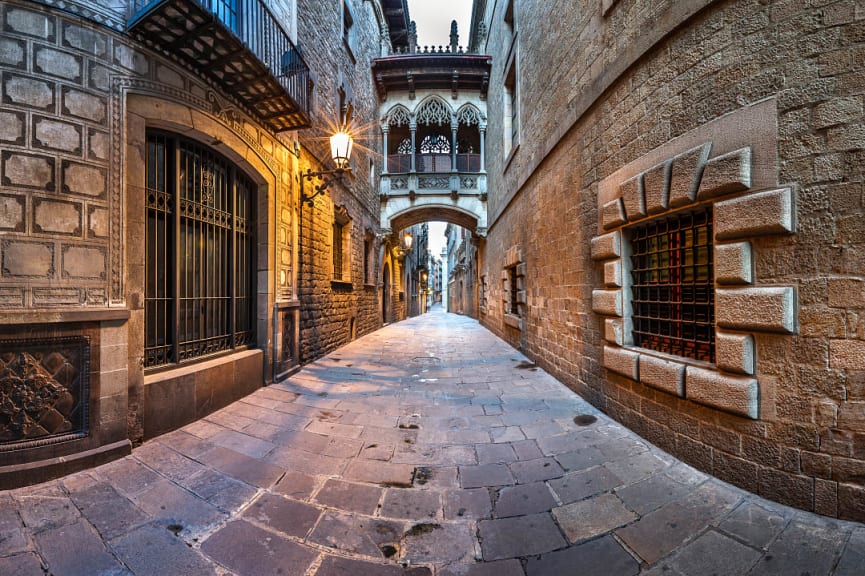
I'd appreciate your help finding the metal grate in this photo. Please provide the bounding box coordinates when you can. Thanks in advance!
[333,222,344,280]
[630,208,714,363]
[508,266,518,315]
[145,132,256,368]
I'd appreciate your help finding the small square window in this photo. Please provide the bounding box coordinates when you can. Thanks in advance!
[629,207,714,362]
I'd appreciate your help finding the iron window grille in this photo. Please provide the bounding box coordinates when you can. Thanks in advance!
[508,266,519,316]
[144,132,256,368]
[333,221,345,280]
[629,207,714,363]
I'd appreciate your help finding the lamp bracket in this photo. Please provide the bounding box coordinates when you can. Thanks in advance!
[300,167,352,207]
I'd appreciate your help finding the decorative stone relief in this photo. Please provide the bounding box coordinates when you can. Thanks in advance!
[419,177,449,189]
[0,336,90,449]
[456,104,482,125]
[460,176,477,189]
[386,105,410,127]
[416,96,452,125]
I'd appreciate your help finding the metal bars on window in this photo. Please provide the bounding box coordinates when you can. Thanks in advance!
[508,266,518,315]
[333,222,344,280]
[145,132,256,368]
[629,208,714,363]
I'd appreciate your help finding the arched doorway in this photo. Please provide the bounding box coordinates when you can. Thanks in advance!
[382,262,391,324]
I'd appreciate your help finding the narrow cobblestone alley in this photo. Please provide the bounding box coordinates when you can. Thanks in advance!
[2,309,864,576]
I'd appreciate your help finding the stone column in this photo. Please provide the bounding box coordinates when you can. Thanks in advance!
[479,121,487,173]
[451,118,459,172]
[410,119,417,173]
[382,124,389,174]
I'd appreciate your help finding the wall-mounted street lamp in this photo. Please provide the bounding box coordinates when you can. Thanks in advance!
[403,231,413,251]
[301,129,354,207]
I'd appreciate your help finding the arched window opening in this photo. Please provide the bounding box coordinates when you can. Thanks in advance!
[456,105,482,172]
[144,131,256,368]
[385,106,412,172]
[416,97,453,173]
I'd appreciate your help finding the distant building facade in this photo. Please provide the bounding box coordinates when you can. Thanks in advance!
[445,222,478,317]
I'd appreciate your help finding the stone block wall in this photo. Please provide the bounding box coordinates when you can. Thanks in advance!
[0,2,114,308]
[478,0,865,519]
[296,0,385,361]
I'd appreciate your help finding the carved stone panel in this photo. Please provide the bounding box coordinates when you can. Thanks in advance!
[0,336,90,449]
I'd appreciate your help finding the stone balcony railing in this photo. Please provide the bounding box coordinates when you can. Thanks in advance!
[380,172,487,198]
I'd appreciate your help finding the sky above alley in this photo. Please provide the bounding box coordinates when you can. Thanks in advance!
[406,0,474,49]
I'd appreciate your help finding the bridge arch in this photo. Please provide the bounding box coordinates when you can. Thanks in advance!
[381,197,486,237]
[388,204,480,235]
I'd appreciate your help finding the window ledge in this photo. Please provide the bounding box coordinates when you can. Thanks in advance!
[624,345,715,371]
[331,280,353,291]
[364,283,377,290]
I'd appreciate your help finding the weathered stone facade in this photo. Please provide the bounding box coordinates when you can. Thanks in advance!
[0,0,391,486]
[476,0,865,519]
[295,0,386,361]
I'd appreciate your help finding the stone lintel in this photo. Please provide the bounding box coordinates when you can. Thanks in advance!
[602,197,627,230]
[620,174,645,221]
[669,143,712,208]
[697,147,751,200]
[643,160,670,215]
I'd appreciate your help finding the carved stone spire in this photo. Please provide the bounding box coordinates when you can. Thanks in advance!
[450,20,459,53]
[409,20,418,53]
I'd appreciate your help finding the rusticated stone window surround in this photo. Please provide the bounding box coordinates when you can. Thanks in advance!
[502,245,525,330]
[591,99,797,420]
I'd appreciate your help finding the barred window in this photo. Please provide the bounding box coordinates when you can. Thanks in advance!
[333,206,351,282]
[145,132,256,368]
[333,221,345,279]
[629,208,714,363]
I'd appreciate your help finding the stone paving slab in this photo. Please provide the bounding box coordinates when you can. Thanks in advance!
[109,523,215,576]
[524,535,639,576]
[201,519,318,576]
[2,309,864,575]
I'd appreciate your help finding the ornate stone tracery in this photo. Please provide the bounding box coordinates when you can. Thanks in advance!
[386,105,411,127]
[456,104,482,126]
[415,97,452,125]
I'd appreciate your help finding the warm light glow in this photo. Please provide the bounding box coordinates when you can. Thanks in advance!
[330,130,353,169]
[403,231,413,250]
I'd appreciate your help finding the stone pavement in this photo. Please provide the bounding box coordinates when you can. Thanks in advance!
[2,310,864,576]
